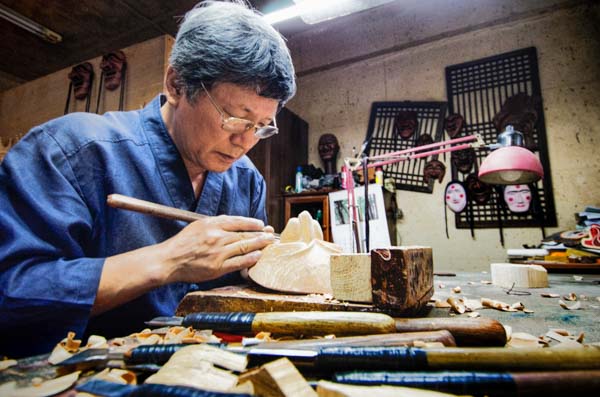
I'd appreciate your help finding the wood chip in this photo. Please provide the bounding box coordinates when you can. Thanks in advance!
[481,297,517,312]
[0,371,80,397]
[447,297,466,314]
[433,300,451,308]
[573,275,583,281]
[0,359,17,371]
[507,332,544,348]
[559,300,581,310]
[563,293,577,301]
[467,312,480,318]
[541,293,560,298]
[452,286,462,293]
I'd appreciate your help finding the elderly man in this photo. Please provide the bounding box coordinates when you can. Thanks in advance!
[0,0,296,357]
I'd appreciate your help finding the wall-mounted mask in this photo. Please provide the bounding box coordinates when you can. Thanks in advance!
[503,184,532,213]
[68,62,94,100]
[444,113,464,138]
[445,181,467,213]
[465,173,492,205]
[318,133,340,162]
[451,147,476,174]
[416,133,433,147]
[423,159,446,184]
[492,93,538,149]
[393,111,418,140]
[100,51,127,91]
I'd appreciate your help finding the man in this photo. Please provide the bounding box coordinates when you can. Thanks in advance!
[0,0,296,358]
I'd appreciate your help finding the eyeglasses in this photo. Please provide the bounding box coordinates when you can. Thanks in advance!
[200,82,278,139]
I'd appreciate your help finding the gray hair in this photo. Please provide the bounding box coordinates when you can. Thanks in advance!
[169,0,296,108]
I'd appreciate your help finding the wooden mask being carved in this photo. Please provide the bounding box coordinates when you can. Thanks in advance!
[451,147,476,174]
[100,51,127,91]
[393,111,418,140]
[444,114,464,138]
[465,173,492,205]
[423,159,446,184]
[68,62,94,100]
[492,93,538,149]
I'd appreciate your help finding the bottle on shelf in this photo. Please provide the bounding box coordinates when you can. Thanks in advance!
[375,167,384,186]
[295,166,303,193]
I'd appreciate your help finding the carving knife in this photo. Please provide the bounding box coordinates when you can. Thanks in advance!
[145,311,397,337]
[106,194,280,238]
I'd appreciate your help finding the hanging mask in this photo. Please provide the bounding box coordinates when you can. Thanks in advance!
[444,114,464,138]
[451,147,476,174]
[465,173,492,205]
[100,51,127,91]
[503,184,532,213]
[423,160,446,184]
[492,93,538,149]
[416,133,433,147]
[68,62,94,100]
[445,181,467,213]
[393,111,418,140]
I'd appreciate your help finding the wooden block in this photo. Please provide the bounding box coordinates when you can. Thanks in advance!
[371,246,434,311]
[491,263,549,288]
[330,254,372,303]
[239,357,317,397]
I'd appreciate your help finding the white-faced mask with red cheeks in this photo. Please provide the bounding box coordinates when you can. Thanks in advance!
[503,184,532,213]
[445,182,467,213]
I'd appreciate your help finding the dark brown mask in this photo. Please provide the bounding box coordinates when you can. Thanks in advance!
[423,159,446,184]
[318,133,340,162]
[100,51,127,91]
[465,173,492,204]
[451,147,476,174]
[416,133,433,147]
[444,113,464,138]
[492,93,538,149]
[393,111,418,140]
[68,62,94,100]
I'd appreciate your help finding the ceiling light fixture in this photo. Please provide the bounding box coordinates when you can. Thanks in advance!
[0,4,62,44]
[264,0,396,25]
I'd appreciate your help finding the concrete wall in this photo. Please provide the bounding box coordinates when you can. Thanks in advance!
[286,2,600,271]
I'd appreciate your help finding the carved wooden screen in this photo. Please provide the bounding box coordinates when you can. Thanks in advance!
[445,47,557,229]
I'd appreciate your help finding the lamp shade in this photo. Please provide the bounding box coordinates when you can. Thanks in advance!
[478,146,544,185]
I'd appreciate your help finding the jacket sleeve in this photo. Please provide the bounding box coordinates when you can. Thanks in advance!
[0,128,104,358]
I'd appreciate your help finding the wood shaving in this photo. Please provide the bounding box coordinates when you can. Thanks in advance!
[541,293,560,298]
[452,286,462,293]
[507,332,545,348]
[481,298,517,312]
[0,359,17,371]
[550,329,570,336]
[559,300,581,310]
[447,297,466,314]
[94,368,137,385]
[573,275,583,281]
[510,302,525,311]
[433,299,451,308]
[563,293,577,301]
[0,371,80,397]
[467,312,480,318]
[480,280,492,284]
[462,298,483,311]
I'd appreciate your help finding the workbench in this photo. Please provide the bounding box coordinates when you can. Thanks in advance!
[430,271,600,343]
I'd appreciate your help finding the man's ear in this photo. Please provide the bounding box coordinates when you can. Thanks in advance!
[164,66,183,106]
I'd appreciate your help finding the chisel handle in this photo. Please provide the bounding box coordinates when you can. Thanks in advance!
[124,344,186,365]
[394,317,507,346]
[182,311,397,336]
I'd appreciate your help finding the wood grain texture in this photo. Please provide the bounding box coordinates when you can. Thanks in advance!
[330,254,372,303]
[371,246,434,311]
[239,357,317,397]
[491,263,549,288]
[251,312,396,337]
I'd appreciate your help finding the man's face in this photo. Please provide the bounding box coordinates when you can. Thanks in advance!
[168,82,278,174]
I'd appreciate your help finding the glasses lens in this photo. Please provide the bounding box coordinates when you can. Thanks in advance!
[255,126,278,139]
[222,118,254,134]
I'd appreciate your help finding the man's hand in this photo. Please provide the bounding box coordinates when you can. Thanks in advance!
[159,215,276,283]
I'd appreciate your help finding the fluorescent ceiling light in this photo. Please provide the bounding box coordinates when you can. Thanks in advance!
[0,3,62,43]
[264,0,396,25]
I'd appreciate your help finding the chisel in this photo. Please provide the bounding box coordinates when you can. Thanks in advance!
[77,379,250,397]
[332,370,600,397]
[146,311,397,337]
[58,330,455,368]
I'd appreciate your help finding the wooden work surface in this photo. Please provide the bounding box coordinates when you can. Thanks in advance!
[430,271,600,343]
[176,284,431,317]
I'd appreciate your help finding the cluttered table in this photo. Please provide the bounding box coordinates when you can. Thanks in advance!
[2,271,600,396]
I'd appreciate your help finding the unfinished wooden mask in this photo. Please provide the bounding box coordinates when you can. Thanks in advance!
[423,159,446,184]
[444,113,464,138]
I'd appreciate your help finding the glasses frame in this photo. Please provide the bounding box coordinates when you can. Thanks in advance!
[200,82,278,139]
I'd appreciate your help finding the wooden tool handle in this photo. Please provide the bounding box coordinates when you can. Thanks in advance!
[253,312,397,336]
[182,311,396,336]
[107,193,204,223]
[394,317,507,347]
[256,330,456,350]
